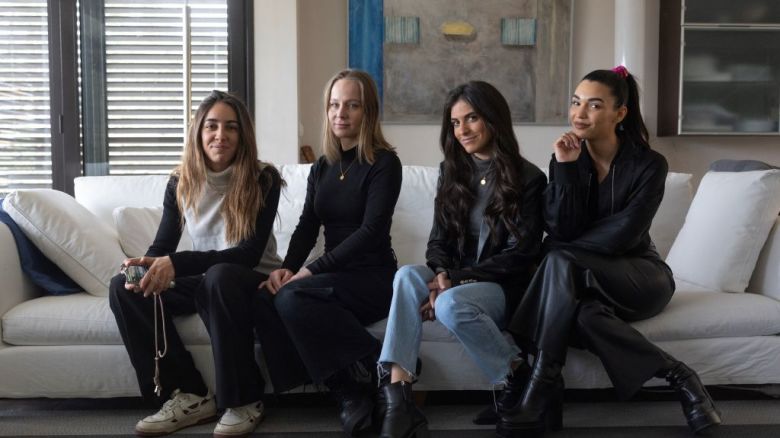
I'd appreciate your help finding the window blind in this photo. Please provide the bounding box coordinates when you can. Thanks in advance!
[104,0,228,175]
[0,0,52,195]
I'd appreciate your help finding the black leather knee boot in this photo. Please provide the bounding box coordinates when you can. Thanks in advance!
[380,381,429,438]
[496,351,564,438]
[665,362,722,434]
[472,359,532,425]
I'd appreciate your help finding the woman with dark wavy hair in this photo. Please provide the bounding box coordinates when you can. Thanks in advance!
[376,81,546,438]
[497,67,721,437]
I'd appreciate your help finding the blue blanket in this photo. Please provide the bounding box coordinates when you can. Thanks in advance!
[0,198,82,295]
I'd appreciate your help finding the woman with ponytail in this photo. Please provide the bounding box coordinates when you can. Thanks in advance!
[376,81,546,438]
[497,67,722,437]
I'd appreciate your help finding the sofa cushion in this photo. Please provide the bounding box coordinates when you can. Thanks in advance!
[709,159,779,172]
[74,175,170,228]
[0,199,82,295]
[392,165,439,266]
[366,289,780,345]
[666,169,780,293]
[632,289,780,342]
[4,190,127,297]
[748,217,780,300]
[649,172,693,259]
[1,293,210,346]
[113,206,193,258]
[276,164,325,263]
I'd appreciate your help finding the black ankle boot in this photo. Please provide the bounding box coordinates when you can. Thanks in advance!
[325,366,375,436]
[665,362,721,434]
[472,359,532,425]
[374,358,423,432]
[380,381,429,438]
[496,351,564,438]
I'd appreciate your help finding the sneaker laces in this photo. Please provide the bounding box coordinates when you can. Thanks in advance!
[157,389,182,415]
[229,402,261,420]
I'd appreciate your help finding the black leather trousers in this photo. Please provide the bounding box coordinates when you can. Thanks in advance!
[508,247,676,399]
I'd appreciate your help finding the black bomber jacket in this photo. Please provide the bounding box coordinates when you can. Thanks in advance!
[543,139,668,259]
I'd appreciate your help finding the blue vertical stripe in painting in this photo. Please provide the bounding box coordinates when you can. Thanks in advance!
[348,0,383,102]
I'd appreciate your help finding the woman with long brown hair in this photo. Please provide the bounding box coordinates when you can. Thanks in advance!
[110,90,305,437]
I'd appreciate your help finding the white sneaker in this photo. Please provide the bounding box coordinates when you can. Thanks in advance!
[213,400,265,438]
[135,389,217,436]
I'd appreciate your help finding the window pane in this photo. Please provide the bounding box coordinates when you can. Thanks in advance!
[0,0,51,195]
[103,0,227,175]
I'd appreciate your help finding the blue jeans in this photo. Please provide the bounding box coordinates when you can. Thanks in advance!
[379,264,520,384]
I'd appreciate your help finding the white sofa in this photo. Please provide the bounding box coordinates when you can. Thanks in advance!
[1,164,780,398]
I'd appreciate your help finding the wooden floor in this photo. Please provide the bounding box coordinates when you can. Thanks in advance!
[1,390,780,436]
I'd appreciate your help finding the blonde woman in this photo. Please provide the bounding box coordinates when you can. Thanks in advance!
[110,91,305,437]
[262,69,402,436]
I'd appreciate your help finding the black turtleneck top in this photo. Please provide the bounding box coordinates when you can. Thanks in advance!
[281,146,403,274]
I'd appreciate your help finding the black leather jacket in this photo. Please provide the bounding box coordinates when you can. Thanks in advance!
[425,157,546,312]
[544,140,667,259]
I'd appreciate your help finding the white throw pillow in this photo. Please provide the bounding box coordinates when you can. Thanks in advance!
[650,172,693,259]
[113,206,193,258]
[666,170,780,293]
[74,175,170,227]
[4,190,127,297]
[392,165,438,266]
[276,164,325,265]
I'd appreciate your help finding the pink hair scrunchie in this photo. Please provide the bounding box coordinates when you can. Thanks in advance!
[612,65,629,79]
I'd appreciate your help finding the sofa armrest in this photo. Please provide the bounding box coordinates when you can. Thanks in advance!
[0,222,42,348]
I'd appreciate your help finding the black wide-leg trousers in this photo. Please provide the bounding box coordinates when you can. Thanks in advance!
[508,248,676,399]
[273,267,395,384]
[109,263,308,409]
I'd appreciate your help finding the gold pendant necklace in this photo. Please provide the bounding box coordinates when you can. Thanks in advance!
[339,157,356,181]
[480,160,494,185]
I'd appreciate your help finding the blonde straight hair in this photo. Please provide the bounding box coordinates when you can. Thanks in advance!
[321,69,394,164]
[175,90,270,245]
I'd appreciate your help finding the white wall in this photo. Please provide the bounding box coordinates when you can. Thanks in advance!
[257,0,780,182]
[297,0,348,158]
[254,0,299,165]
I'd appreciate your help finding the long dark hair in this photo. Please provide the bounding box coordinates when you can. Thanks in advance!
[582,69,650,148]
[436,81,526,248]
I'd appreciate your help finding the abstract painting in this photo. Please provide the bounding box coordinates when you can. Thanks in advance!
[349,0,572,123]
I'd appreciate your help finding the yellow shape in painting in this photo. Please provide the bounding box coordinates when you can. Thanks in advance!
[440,21,475,37]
